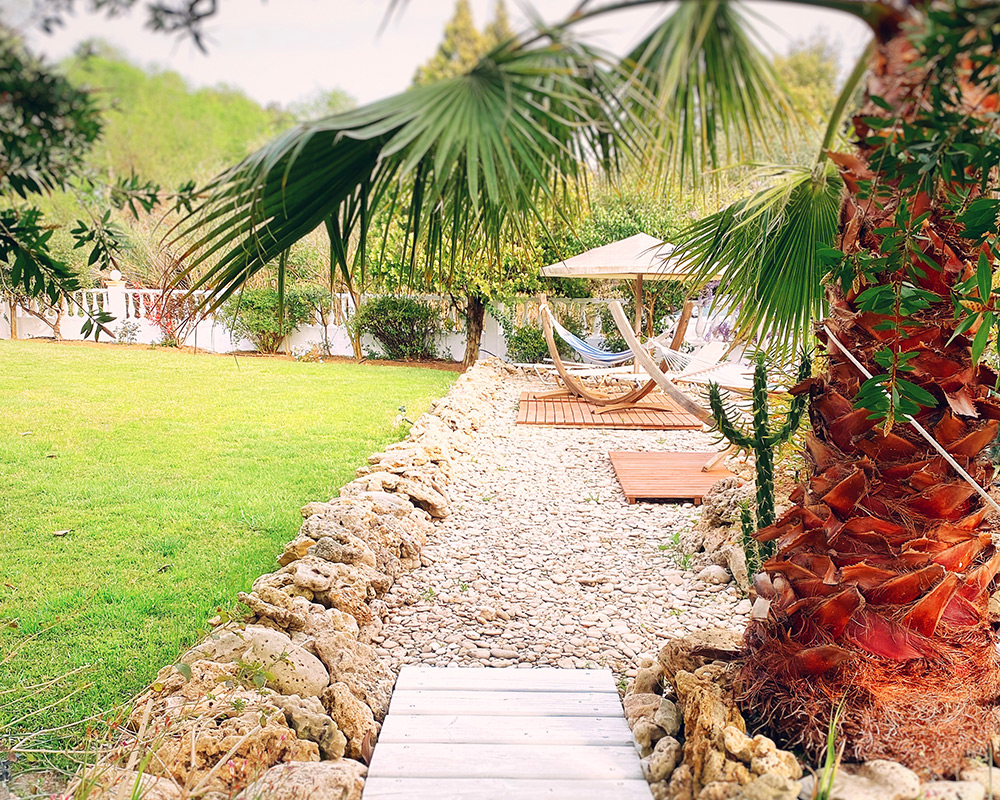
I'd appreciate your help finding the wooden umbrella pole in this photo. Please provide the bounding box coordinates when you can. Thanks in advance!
[634,274,643,335]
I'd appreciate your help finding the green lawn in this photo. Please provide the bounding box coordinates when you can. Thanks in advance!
[0,340,455,741]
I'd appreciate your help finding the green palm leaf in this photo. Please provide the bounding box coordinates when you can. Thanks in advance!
[621,0,794,183]
[171,36,637,309]
[673,161,844,356]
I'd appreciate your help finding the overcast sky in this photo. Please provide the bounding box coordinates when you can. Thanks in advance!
[3,1,872,107]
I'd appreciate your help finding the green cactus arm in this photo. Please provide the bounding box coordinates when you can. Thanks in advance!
[752,352,770,440]
[766,352,812,447]
[708,381,754,450]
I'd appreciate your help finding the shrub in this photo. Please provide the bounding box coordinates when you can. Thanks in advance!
[217,287,315,353]
[350,295,440,360]
[494,303,587,363]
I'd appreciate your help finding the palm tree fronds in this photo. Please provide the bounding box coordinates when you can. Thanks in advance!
[674,161,844,356]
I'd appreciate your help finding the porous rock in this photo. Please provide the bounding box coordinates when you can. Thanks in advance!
[654,698,683,738]
[659,629,743,684]
[269,693,347,761]
[322,682,378,760]
[312,630,395,720]
[641,736,682,783]
[240,625,330,697]
[624,693,662,727]
[799,759,921,800]
[237,759,367,800]
[920,781,986,800]
[68,767,181,800]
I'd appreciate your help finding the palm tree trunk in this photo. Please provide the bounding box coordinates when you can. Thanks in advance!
[739,22,1000,777]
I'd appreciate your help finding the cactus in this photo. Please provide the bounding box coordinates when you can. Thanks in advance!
[708,350,811,556]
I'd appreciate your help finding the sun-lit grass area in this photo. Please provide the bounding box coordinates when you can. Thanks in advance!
[0,340,456,739]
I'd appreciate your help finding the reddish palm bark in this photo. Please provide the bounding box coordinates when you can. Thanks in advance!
[739,25,1000,776]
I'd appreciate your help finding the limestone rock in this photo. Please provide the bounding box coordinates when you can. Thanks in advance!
[278,535,316,566]
[699,478,750,528]
[697,780,742,799]
[241,625,330,697]
[642,736,682,783]
[301,501,333,518]
[269,694,347,761]
[800,760,921,800]
[748,735,801,780]
[654,698,683,738]
[659,629,743,684]
[624,693,662,727]
[673,665,750,795]
[69,767,181,800]
[633,718,667,757]
[143,708,319,795]
[237,760,367,800]
[308,533,378,570]
[960,765,1000,796]
[921,781,986,800]
[739,773,801,800]
[697,565,731,585]
[633,664,664,695]
[322,682,378,760]
[312,630,395,720]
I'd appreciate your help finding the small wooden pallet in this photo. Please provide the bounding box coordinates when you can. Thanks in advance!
[516,391,702,430]
[609,451,737,504]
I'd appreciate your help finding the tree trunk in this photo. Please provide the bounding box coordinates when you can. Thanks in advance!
[7,294,17,340]
[739,23,1000,777]
[462,294,486,370]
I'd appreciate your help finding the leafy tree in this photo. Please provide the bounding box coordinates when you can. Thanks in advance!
[412,0,486,87]
[287,88,357,122]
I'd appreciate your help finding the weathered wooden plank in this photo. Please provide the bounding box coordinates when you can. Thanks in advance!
[362,777,653,800]
[609,451,736,502]
[378,714,634,745]
[519,390,704,430]
[387,690,625,717]
[394,666,618,693]
[367,743,644,780]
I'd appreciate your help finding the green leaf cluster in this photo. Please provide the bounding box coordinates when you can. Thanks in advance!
[349,295,441,361]
[216,286,316,354]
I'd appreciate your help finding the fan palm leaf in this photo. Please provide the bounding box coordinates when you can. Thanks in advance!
[675,161,843,356]
[171,36,636,309]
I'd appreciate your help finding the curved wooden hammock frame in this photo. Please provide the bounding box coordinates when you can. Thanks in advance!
[536,298,731,471]
[538,300,659,413]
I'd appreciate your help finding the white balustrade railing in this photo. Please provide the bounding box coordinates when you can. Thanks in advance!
[4,285,638,361]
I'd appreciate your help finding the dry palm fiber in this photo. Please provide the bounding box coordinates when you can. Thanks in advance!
[737,11,1000,777]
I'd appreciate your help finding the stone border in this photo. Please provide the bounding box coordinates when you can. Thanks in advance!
[75,360,510,800]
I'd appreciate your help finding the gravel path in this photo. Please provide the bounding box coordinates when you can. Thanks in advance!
[374,375,751,681]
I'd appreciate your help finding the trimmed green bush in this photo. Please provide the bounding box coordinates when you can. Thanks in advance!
[351,295,440,360]
[495,304,587,363]
[217,287,315,353]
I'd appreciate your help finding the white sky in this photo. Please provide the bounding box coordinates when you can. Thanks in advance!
[2,1,872,107]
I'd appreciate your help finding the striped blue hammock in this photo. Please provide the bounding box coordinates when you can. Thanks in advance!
[550,316,634,366]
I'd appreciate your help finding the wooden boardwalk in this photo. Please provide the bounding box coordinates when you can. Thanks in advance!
[364,666,652,800]
[516,391,702,430]
[609,451,737,505]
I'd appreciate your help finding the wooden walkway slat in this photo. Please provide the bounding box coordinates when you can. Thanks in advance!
[365,666,652,800]
[516,391,702,430]
[609,451,737,505]
[379,714,633,745]
[386,689,625,717]
[394,666,618,693]
[363,778,655,800]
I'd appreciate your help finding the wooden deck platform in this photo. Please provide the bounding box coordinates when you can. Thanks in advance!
[364,666,652,800]
[516,391,703,430]
[609,451,737,505]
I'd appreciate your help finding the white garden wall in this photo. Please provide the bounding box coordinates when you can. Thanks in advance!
[0,284,620,363]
